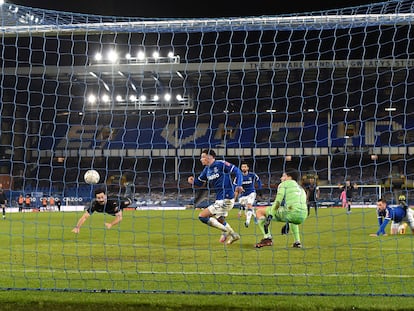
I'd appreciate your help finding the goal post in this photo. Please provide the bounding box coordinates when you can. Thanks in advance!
[1,0,414,298]
[317,184,383,208]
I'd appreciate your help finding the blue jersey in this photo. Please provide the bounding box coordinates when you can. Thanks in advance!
[194,160,243,200]
[376,205,406,235]
[239,172,262,197]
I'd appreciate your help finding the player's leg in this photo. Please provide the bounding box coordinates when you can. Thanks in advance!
[398,223,408,234]
[2,204,5,219]
[238,204,244,219]
[290,224,302,248]
[347,199,352,214]
[390,221,400,235]
[198,201,227,231]
[285,207,307,248]
[199,199,239,244]
[403,208,414,234]
[217,216,228,243]
[222,199,240,244]
[255,206,274,248]
[245,204,254,228]
[244,193,257,227]
[281,222,290,235]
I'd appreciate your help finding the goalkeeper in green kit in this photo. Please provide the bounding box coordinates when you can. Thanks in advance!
[255,168,308,248]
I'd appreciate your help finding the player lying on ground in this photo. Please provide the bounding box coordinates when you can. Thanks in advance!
[72,188,132,234]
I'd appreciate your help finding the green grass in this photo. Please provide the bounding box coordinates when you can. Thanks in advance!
[0,207,413,310]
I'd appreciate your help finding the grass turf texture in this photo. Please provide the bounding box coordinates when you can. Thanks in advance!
[0,207,413,310]
[1,291,414,311]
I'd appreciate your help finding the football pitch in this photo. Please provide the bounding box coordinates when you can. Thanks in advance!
[0,207,413,296]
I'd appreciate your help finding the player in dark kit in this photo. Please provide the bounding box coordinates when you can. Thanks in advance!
[72,188,132,234]
[0,184,7,219]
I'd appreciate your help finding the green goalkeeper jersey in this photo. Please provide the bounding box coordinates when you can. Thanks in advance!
[272,179,307,212]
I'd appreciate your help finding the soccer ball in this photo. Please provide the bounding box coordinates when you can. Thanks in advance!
[84,169,100,184]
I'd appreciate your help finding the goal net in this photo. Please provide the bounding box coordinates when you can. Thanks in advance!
[0,0,413,297]
[317,184,382,208]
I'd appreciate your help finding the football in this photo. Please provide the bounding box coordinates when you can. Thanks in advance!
[84,169,100,184]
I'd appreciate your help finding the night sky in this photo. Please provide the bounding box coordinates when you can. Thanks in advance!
[9,0,386,18]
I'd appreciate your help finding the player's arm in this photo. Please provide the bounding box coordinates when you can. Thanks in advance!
[256,175,263,197]
[105,210,123,229]
[377,210,384,226]
[188,168,207,188]
[72,212,91,233]
[270,184,285,213]
[232,166,244,200]
[370,217,390,236]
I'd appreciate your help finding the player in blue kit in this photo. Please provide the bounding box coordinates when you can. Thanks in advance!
[370,197,414,236]
[237,162,263,227]
[188,149,244,245]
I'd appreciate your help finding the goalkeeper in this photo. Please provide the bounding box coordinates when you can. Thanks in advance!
[254,168,307,248]
[71,188,132,234]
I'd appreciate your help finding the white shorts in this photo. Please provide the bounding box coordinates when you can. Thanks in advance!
[391,221,402,233]
[405,208,414,230]
[238,192,256,207]
[207,199,235,218]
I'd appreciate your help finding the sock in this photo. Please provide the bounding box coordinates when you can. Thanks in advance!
[246,209,253,221]
[207,217,228,232]
[291,223,300,242]
[257,216,271,239]
[224,222,234,234]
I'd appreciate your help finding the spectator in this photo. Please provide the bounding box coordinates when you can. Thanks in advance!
[49,197,55,210]
[25,195,31,209]
[56,198,62,211]
[18,194,24,212]
[41,197,48,210]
